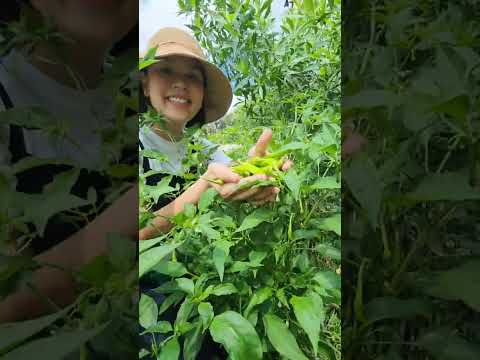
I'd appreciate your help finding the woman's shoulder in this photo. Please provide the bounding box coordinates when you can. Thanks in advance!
[199,138,232,166]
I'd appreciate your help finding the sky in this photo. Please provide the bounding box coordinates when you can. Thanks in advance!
[139,0,288,52]
[139,0,289,113]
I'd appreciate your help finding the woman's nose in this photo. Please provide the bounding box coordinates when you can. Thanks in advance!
[172,74,188,88]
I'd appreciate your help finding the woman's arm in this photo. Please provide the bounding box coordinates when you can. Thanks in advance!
[139,176,211,240]
[0,184,138,323]
[139,162,248,240]
[139,145,289,241]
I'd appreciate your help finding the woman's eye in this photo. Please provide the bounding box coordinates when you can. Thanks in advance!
[188,73,203,83]
[158,67,172,74]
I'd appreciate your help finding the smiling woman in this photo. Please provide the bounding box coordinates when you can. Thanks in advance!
[138,27,295,359]
[138,27,287,241]
[138,1,340,359]
[143,56,206,138]
[0,0,139,358]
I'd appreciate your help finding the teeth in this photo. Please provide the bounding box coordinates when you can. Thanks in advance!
[168,96,188,104]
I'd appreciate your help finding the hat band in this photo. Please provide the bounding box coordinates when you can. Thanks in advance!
[154,41,204,58]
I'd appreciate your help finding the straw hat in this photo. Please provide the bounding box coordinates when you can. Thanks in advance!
[140,27,233,123]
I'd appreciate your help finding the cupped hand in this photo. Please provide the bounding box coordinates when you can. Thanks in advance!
[245,128,294,204]
[248,128,294,171]
[203,163,279,206]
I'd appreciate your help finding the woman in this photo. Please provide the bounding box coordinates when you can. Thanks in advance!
[0,0,138,326]
[138,27,295,358]
[138,27,292,240]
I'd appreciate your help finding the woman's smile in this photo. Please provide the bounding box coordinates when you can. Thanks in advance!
[143,56,205,126]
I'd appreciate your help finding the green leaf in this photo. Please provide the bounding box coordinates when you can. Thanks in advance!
[139,59,159,70]
[139,45,159,70]
[18,169,89,236]
[138,233,169,254]
[176,278,195,295]
[145,176,178,204]
[290,293,324,357]
[406,172,480,201]
[315,213,341,236]
[248,251,268,265]
[77,256,112,286]
[152,261,188,278]
[176,297,194,325]
[2,323,108,360]
[0,255,38,302]
[284,168,302,200]
[158,293,185,316]
[183,321,204,360]
[198,302,214,330]
[210,311,263,360]
[228,261,252,273]
[139,294,158,329]
[313,271,341,290]
[424,260,480,311]
[212,240,232,282]
[269,142,308,157]
[309,176,340,190]
[211,283,238,296]
[244,287,273,318]
[432,95,469,123]
[315,244,341,260]
[235,208,274,232]
[139,349,150,359]
[212,247,227,282]
[198,221,221,240]
[364,297,432,324]
[0,303,73,351]
[139,242,182,278]
[343,90,400,110]
[303,0,314,13]
[263,313,309,360]
[198,188,217,211]
[416,327,480,360]
[344,154,383,229]
[159,337,180,360]
[143,321,172,334]
[107,233,135,271]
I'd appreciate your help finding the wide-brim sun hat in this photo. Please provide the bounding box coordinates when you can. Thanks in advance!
[140,27,233,123]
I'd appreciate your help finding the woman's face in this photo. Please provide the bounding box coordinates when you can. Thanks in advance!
[30,0,137,46]
[143,56,205,127]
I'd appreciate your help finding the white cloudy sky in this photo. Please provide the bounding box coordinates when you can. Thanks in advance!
[139,0,288,112]
[139,0,288,52]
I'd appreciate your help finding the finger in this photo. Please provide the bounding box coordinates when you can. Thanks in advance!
[281,159,294,171]
[223,174,271,200]
[233,182,279,202]
[211,182,238,199]
[228,174,270,200]
[250,186,279,201]
[248,128,272,157]
[229,184,266,201]
[208,163,241,183]
[252,193,278,206]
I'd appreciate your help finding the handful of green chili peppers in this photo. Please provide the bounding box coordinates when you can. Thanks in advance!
[207,149,289,190]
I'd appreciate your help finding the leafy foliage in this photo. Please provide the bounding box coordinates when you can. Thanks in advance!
[0,7,138,358]
[342,0,480,359]
[139,0,341,359]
